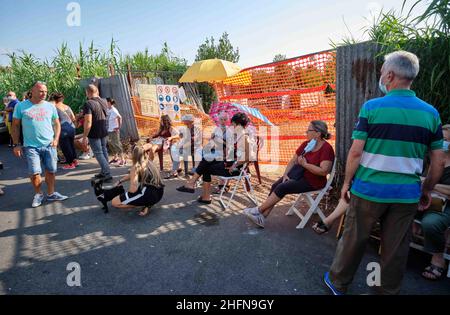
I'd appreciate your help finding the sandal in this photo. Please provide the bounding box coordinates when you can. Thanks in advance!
[197,197,212,204]
[422,264,446,280]
[312,220,330,235]
[212,185,230,194]
[138,207,150,217]
[176,186,195,193]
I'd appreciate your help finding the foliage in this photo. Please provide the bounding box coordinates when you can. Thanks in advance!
[195,32,240,112]
[0,40,188,112]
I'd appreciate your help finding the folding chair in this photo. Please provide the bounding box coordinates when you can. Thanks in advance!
[218,163,259,210]
[286,159,337,229]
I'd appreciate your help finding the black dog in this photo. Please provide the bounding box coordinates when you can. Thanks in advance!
[91,178,125,213]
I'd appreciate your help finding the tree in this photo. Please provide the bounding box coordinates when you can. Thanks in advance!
[273,54,287,62]
[194,32,240,112]
[195,32,240,62]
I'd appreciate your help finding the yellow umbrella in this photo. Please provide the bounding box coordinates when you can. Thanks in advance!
[179,59,241,83]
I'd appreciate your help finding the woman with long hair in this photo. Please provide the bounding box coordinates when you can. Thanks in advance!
[49,92,78,170]
[96,145,165,216]
[144,114,179,162]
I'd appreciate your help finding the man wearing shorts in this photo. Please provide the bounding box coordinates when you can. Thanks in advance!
[12,82,68,207]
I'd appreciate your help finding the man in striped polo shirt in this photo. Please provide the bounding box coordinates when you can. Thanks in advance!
[324,51,445,295]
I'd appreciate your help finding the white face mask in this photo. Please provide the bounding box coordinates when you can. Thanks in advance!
[444,141,450,152]
[378,77,388,94]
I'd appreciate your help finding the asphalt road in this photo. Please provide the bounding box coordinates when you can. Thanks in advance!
[0,144,449,295]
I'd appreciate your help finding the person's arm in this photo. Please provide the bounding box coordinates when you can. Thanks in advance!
[420,149,446,210]
[341,139,366,199]
[433,183,450,198]
[299,158,333,177]
[127,167,139,193]
[67,107,76,124]
[51,118,61,147]
[11,118,22,157]
[115,114,122,131]
[82,113,92,148]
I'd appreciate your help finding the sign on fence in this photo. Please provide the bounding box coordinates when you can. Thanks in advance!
[137,84,159,116]
[157,84,181,122]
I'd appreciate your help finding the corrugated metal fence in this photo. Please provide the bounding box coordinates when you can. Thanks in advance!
[335,42,382,168]
[98,74,140,141]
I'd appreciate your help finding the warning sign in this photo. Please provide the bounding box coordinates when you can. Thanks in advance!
[157,84,181,122]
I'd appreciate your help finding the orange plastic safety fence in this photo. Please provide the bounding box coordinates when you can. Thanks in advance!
[213,51,336,165]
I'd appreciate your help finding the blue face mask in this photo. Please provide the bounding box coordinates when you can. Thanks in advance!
[379,77,388,94]
[443,141,450,152]
[303,138,317,155]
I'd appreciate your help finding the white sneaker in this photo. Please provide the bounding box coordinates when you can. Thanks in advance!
[78,152,90,160]
[32,193,45,208]
[244,207,260,215]
[47,192,68,202]
[244,208,265,228]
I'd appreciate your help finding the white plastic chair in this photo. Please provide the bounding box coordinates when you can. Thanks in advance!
[218,163,259,210]
[286,159,337,229]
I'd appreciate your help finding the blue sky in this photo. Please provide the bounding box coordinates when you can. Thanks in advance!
[0,0,427,68]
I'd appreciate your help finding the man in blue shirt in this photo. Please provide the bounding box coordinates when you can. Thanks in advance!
[12,82,68,207]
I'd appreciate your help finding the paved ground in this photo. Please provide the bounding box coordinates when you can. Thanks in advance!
[0,144,449,295]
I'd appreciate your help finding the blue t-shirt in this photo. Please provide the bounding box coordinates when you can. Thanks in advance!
[7,99,19,121]
[13,100,58,147]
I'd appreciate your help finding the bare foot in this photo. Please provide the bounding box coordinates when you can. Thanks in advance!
[138,207,150,217]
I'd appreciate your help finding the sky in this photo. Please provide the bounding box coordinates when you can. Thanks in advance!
[0,0,428,68]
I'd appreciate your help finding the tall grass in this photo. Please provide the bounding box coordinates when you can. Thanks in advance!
[0,40,187,112]
[332,0,450,123]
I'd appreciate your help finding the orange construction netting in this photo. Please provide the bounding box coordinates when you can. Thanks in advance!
[132,95,215,141]
[213,50,336,165]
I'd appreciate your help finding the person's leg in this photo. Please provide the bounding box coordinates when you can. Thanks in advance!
[59,135,73,164]
[111,196,136,209]
[378,203,417,294]
[260,178,314,217]
[45,171,55,195]
[328,196,386,294]
[89,138,111,176]
[182,159,213,188]
[323,198,349,227]
[24,147,43,194]
[420,206,450,279]
[68,133,77,163]
[200,182,212,201]
[42,145,58,195]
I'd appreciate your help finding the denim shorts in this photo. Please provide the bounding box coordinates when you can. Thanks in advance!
[24,145,58,175]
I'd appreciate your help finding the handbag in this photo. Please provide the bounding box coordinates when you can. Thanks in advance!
[287,164,305,180]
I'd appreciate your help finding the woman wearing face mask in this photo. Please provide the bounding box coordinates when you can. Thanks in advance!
[244,120,335,228]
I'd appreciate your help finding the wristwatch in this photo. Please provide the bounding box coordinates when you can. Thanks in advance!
[12,144,20,148]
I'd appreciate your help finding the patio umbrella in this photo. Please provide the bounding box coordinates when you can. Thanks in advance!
[179,59,241,83]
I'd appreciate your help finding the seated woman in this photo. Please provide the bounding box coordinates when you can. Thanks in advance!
[96,145,165,216]
[419,124,450,280]
[143,114,179,162]
[176,112,255,204]
[166,114,203,179]
[244,120,335,228]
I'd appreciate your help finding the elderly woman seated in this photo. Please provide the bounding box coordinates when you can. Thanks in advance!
[418,124,450,280]
[244,120,335,228]
[176,112,255,204]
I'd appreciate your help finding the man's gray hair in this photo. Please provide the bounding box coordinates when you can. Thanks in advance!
[383,50,420,81]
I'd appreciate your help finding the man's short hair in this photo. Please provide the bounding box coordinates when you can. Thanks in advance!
[383,50,420,81]
[86,84,99,94]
